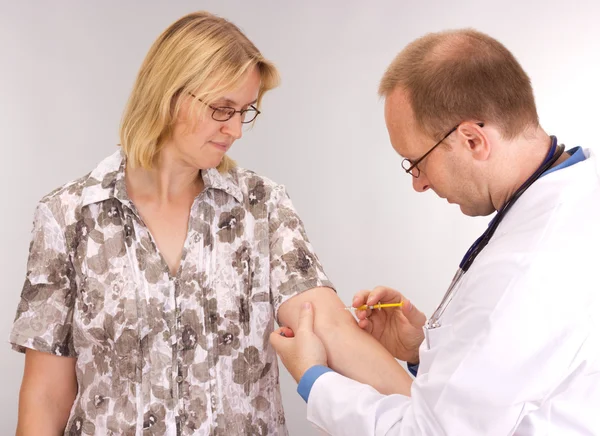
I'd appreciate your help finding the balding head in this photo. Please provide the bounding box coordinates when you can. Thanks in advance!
[379,29,539,140]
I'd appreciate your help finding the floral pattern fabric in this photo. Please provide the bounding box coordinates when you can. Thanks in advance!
[10,150,333,435]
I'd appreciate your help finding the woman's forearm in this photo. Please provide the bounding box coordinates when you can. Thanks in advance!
[278,287,413,396]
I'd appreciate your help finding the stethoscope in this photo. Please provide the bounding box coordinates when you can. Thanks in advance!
[424,137,565,349]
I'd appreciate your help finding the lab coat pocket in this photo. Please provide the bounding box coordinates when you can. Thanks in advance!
[421,323,454,365]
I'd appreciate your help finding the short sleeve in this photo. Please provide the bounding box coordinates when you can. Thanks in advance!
[268,186,335,319]
[9,201,77,357]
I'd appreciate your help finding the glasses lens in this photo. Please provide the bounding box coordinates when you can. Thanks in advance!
[402,159,419,177]
[212,107,235,121]
[241,108,259,124]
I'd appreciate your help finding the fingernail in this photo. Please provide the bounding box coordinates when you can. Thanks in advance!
[303,302,311,310]
[408,301,413,311]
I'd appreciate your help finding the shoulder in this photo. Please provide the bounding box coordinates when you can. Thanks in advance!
[35,172,94,226]
[35,150,124,227]
[228,166,289,205]
[230,166,284,192]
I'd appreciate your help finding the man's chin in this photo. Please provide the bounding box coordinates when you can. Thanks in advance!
[459,203,495,217]
[459,205,478,217]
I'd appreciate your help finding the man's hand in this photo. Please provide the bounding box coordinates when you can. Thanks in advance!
[270,302,327,382]
[354,286,426,364]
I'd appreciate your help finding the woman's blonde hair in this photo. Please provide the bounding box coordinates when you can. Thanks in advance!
[120,11,280,171]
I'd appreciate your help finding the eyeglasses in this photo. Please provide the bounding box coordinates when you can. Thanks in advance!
[402,122,484,178]
[190,93,261,124]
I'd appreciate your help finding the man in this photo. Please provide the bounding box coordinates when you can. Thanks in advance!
[270,29,600,435]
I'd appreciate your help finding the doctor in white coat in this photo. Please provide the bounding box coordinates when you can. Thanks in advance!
[271,28,600,435]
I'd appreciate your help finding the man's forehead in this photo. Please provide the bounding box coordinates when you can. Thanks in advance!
[383,89,425,157]
[384,89,413,126]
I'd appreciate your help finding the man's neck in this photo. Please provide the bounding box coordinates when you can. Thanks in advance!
[491,130,556,211]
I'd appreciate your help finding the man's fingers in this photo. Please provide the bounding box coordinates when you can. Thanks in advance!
[352,290,372,307]
[269,331,291,354]
[366,286,405,306]
[401,299,427,326]
[274,326,295,338]
[357,318,373,334]
[355,309,370,320]
[296,302,315,333]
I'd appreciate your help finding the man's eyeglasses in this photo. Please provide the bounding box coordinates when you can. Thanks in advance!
[402,122,484,178]
[190,93,260,124]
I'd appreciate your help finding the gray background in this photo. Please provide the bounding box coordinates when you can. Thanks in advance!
[1,1,599,434]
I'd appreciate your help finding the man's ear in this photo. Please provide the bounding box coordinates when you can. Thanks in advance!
[457,122,490,161]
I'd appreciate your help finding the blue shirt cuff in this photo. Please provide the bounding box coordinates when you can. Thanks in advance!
[407,362,419,377]
[297,365,333,403]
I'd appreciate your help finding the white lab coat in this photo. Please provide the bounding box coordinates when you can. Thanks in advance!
[307,149,600,435]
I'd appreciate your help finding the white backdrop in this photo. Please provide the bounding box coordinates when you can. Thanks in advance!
[1,1,599,434]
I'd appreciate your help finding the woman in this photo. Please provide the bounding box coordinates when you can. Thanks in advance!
[11,10,414,435]
[10,11,337,435]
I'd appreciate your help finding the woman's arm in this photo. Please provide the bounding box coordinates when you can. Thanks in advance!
[16,349,77,436]
[278,287,412,396]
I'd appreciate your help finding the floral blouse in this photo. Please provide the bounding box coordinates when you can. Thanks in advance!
[10,150,333,435]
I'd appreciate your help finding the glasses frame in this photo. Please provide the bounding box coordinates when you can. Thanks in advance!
[189,93,261,124]
[402,122,484,178]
